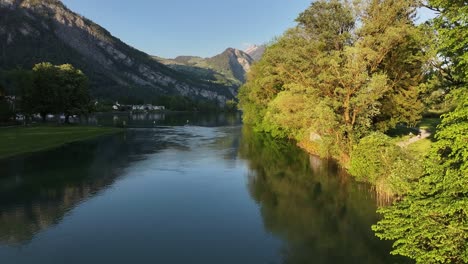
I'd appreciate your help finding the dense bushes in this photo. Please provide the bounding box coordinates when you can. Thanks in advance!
[349,133,423,195]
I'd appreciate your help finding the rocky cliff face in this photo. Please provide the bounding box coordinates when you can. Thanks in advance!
[0,0,234,103]
[207,48,254,83]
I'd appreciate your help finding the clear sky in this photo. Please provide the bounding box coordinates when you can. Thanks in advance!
[61,0,312,58]
[60,0,437,59]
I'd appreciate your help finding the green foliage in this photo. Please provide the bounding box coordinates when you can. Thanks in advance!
[373,96,468,263]
[349,132,423,195]
[239,0,426,161]
[427,0,468,85]
[350,133,400,183]
[26,63,92,121]
[420,0,467,114]
[0,83,14,122]
[296,0,354,50]
[224,99,237,112]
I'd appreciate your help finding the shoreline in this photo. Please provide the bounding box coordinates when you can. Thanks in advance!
[0,126,123,160]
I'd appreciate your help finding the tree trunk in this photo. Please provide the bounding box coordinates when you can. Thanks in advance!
[41,113,46,123]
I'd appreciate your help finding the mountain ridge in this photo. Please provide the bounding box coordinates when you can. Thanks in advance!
[156,47,254,87]
[0,0,236,103]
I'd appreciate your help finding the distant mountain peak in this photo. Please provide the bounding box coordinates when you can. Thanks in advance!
[244,44,266,62]
[244,45,259,54]
[156,47,255,86]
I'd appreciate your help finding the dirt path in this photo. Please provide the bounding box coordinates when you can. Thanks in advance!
[397,129,431,148]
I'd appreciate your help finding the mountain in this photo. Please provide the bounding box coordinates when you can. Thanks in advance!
[0,0,235,103]
[156,48,254,87]
[245,45,266,62]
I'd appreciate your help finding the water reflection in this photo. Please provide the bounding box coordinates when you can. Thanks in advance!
[0,117,408,263]
[0,117,243,247]
[239,127,409,264]
[87,111,242,127]
[0,133,137,245]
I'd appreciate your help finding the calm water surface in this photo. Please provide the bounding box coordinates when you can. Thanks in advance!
[0,113,408,264]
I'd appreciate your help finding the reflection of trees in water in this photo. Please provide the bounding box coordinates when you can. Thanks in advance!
[0,132,152,245]
[239,127,408,264]
[0,122,245,246]
[90,112,242,128]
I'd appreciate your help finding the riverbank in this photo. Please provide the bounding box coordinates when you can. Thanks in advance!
[298,117,441,197]
[0,126,123,159]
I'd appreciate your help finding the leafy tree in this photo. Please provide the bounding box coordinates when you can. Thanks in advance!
[27,62,91,122]
[372,96,468,263]
[0,83,13,122]
[420,0,467,113]
[30,63,62,121]
[239,0,426,161]
[55,64,91,122]
[425,0,467,88]
[296,0,354,51]
[371,2,468,262]
[0,69,34,120]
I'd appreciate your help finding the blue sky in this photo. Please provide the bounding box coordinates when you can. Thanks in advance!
[61,0,437,59]
[61,0,312,58]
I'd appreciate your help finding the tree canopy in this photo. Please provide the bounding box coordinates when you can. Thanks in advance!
[21,62,91,122]
[373,96,468,263]
[371,1,468,262]
[238,0,427,161]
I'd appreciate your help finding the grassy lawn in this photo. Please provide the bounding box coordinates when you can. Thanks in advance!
[407,138,433,157]
[0,126,123,159]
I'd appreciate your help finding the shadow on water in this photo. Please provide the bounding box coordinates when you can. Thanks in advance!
[238,127,411,264]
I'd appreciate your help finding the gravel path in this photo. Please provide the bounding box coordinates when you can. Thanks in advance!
[397,129,431,148]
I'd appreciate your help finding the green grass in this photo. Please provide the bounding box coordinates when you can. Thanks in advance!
[0,126,122,159]
[407,138,432,157]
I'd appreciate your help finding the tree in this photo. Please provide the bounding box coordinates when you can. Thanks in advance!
[28,63,91,122]
[31,63,62,122]
[372,96,468,263]
[0,83,13,122]
[55,64,91,123]
[371,2,468,262]
[425,0,467,87]
[239,0,426,161]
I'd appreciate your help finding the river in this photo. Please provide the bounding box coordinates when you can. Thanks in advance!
[0,113,409,264]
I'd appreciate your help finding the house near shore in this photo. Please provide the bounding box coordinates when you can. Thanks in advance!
[111,102,165,111]
[131,104,165,111]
